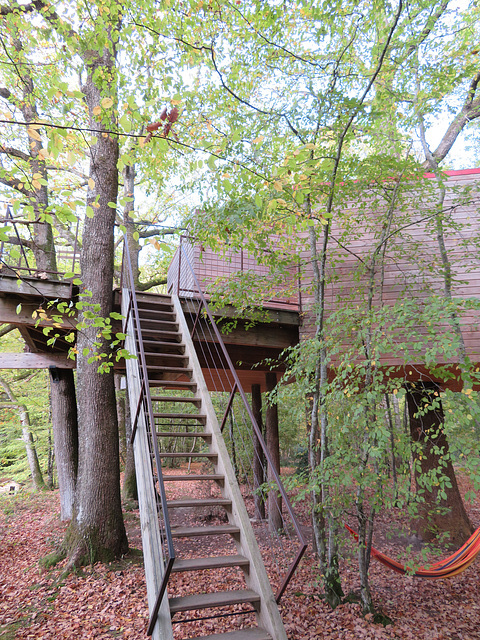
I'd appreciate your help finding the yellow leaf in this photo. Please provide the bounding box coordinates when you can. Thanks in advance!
[38,148,48,160]
[252,135,264,144]
[27,127,42,142]
[273,181,283,192]
[101,97,114,109]
[88,178,95,190]
[32,179,41,190]
[32,172,42,180]
[93,105,101,116]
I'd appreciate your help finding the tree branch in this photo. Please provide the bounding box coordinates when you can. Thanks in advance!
[0,145,30,162]
[137,276,167,292]
[138,227,178,239]
[426,72,480,166]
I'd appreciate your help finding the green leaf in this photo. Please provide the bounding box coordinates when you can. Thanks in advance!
[86,206,94,218]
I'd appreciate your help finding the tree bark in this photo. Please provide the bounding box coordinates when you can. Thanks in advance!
[65,35,128,564]
[406,382,473,546]
[265,372,282,532]
[251,383,265,520]
[49,368,78,521]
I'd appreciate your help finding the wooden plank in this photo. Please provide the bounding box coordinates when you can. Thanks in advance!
[169,589,260,614]
[0,352,75,369]
[0,274,73,299]
[167,498,231,508]
[171,554,248,572]
[171,525,240,538]
[0,297,76,329]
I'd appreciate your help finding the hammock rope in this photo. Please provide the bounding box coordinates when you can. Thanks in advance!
[345,524,480,579]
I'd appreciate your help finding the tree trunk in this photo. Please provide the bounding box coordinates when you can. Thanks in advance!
[65,39,128,564]
[265,372,282,532]
[0,376,45,490]
[406,382,473,546]
[49,368,78,521]
[251,383,265,520]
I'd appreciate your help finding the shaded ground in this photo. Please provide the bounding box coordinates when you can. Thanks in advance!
[1,474,480,640]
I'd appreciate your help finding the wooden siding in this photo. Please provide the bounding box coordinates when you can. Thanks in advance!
[168,236,300,311]
[299,170,480,387]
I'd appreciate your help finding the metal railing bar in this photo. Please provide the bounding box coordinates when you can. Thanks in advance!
[177,245,307,599]
[130,377,146,445]
[147,557,175,636]
[122,239,176,635]
[219,383,238,433]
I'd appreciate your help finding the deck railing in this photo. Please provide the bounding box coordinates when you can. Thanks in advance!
[168,234,301,313]
[169,243,307,603]
[121,239,175,636]
[0,204,80,280]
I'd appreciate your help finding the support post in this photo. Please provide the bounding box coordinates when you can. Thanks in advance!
[251,383,266,521]
[266,372,282,532]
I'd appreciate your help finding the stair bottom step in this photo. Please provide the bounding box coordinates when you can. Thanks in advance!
[169,589,260,614]
[191,629,272,640]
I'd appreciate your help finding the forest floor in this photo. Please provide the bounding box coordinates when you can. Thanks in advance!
[1,470,480,640]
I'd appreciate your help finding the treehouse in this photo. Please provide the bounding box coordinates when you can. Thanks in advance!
[169,168,480,392]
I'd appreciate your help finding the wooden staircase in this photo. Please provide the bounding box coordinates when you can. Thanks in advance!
[122,290,288,640]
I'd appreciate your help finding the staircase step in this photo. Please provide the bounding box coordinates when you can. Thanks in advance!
[156,431,211,440]
[172,554,249,573]
[167,498,231,508]
[138,309,177,321]
[191,629,272,640]
[146,365,192,376]
[135,292,173,308]
[141,328,182,342]
[143,340,186,353]
[154,412,206,423]
[159,452,218,460]
[163,474,224,483]
[169,589,260,614]
[171,525,240,538]
[145,351,188,362]
[140,317,179,329]
[151,395,200,405]
[149,380,197,391]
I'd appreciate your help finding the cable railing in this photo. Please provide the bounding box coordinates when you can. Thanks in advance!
[167,234,302,313]
[0,204,80,282]
[169,243,308,603]
[121,239,175,636]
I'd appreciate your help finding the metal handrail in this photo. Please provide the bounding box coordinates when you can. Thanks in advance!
[121,239,176,636]
[174,244,307,603]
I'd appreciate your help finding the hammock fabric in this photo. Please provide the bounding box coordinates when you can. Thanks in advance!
[345,524,480,579]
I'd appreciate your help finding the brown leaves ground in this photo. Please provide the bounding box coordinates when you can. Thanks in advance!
[1,474,480,639]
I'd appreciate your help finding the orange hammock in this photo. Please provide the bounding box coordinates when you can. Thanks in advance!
[345,524,480,579]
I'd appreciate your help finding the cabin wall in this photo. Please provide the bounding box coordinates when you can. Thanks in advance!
[299,170,480,379]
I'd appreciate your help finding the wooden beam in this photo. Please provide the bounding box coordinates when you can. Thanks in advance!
[180,298,300,327]
[0,297,77,330]
[0,274,73,299]
[0,353,75,369]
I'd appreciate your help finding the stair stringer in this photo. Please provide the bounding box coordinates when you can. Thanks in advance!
[122,293,174,640]
[172,294,288,640]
